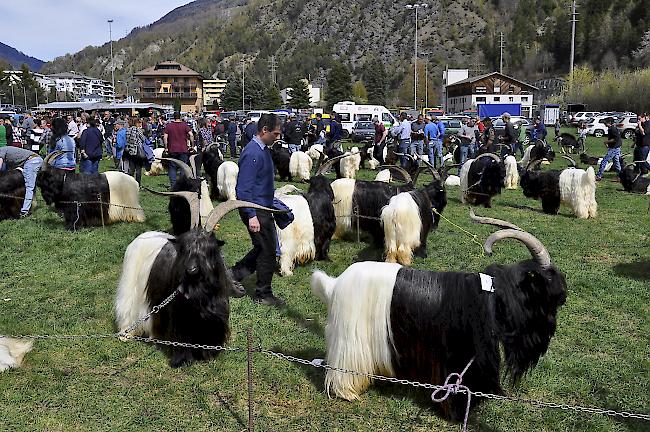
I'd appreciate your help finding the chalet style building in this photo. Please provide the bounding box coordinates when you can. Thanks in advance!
[134,61,204,113]
[445,72,538,118]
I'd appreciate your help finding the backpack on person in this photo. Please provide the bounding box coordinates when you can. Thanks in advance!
[125,127,147,161]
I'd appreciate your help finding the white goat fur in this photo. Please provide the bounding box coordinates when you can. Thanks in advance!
[274,193,316,276]
[504,155,519,189]
[445,175,461,187]
[519,145,534,166]
[340,152,360,179]
[559,167,597,218]
[381,193,422,266]
[350,147,361,170]
[311,262,402,400]
[289,151,313,181]
[374,169,391,183]
[364,146,380,169]
[114,232,174,337]
[331,178,356,238]
[0,338,33,371]
[217,161,239,200]
[145,148,166,176]
[199,180,214,226]
[306,144,324,160]
[104,171,146,223]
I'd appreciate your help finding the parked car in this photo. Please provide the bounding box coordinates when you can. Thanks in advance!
[438,117,462,135]
[571,111,600,126]
[616,115,638,140]
[585,116,612,137]
[350,121,375,143]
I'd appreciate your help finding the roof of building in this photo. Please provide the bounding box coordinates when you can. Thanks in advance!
[446,72,538,91]
[134,61,203,78]
[36,102,170,111]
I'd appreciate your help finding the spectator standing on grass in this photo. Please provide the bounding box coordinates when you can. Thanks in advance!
[554,118,561,138]
[499,112,516,157]
[164,112,194,188]
[458,118,477,167]
[392,112,412,167]
[0,118,7,148]
[514,120,526,158]
[479,117,496,154]
[0,146,43,217]
[114,120,127,169]
[314,113,326,145]
[634,113,650,174]
[434,116,446,145]
[197,118,214,152]
[231,113,285,307]
[596,117,622,181]
[48,117,76,170]
[373,116,387,145]
[531,117,547,142]
[123,117,147,184]
[5,118,15,147]
[284,113,304,153]
[227,116,238,158]
[578,121,587,151]
[326,114,343,152]
[242,118,257,148]
[78,118,103,174]
[410,114,425,161]
[424,115,441,167]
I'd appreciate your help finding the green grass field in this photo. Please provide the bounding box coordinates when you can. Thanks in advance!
[0,131,648,431]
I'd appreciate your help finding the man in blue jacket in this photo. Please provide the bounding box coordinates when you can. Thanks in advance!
[227,116,238,158]
[231,113,285,306]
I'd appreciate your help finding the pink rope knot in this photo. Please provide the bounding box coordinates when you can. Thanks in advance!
[431,357,474,432]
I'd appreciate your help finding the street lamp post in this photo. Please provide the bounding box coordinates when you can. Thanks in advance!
[241,60,245,111]
[420,51,433,110]
[405,3,428,111]
[108,20,115,93]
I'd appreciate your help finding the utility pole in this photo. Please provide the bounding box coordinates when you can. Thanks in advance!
[569,0,578,86]
[406,3,428,111]
[268,56,277,85]
[499,32,505,74]
[108,20,115,93]
[420,51,432,109]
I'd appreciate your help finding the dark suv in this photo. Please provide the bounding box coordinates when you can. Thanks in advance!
[351,121,375,143]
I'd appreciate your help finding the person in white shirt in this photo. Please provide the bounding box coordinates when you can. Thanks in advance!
[391,112,412,167]
[66,114,79,139]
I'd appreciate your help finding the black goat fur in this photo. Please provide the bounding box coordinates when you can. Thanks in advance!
[406,180,447,258]
[271,145,292,181]
[201,146,223,200]
[465,157,505,208]
[0,169,26,220]
[36,168,110,230]
[168,173,204,235]
[305,175,336,261]
[146,230,231,368]
[520,169,563,214]
[530,140,555,164]
[390,261,566,420]
[619,165,650,194]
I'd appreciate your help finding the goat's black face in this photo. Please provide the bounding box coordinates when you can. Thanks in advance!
[481,161,505,194]
[36,169,65,205]
[309,176,334,200]
[520,171,541,199]
[488,261,567,383]
[174,230,225,303]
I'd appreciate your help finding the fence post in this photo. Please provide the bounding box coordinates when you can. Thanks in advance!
[247,327,254,432]
[98,193,105,228]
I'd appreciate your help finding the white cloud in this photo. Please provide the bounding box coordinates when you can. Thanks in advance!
[0,0,191,61]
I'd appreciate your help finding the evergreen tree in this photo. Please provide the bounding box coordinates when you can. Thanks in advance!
[326,62,352,109]
[364,58,387,105]
[263,83,283,109]
[220,75,243,111]
[173,98,182,113]
[287,78,311,109]
[352,81,368,104]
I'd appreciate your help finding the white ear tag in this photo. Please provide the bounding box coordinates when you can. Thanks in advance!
[479,273,494,293]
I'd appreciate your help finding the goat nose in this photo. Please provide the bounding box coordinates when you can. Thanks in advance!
[187,265,198,275]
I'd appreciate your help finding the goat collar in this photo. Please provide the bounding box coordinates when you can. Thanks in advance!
[479,273,494,293]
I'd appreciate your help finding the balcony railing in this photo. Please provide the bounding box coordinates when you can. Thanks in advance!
[140,92,199,99]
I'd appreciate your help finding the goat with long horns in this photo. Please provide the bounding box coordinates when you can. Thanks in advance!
[115,197,286,367]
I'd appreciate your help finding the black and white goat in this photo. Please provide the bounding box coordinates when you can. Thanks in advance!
[459,153,505,208]
[145,148,167,176]
[201,143,225,200]
[0,168,27,220]
[289,151,313,182]
[0,337,33,371]
[520,139,556,168]
[520,157,597,218]
[332,163,446,248]
[619,163,650,194]
[271,140,292,181]
[36,151,145,229]
[312,215,566,419]
[115,198,284,367]
[380,160,448,265]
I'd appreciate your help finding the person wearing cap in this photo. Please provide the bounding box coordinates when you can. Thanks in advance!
[114,119,127,169]
[596,117,622,181]
[479,117,496,154]
[284,113,304,153]
[499,112,516,157]
[531,117,547,142]
[410,114,426,162]
[0,146,43,217]
[424,115,440,167]
[392,112,412,167]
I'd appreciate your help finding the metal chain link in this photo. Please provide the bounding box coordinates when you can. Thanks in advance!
[117,289,181,338]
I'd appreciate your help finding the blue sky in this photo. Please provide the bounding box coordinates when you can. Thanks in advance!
[0,0,191,61]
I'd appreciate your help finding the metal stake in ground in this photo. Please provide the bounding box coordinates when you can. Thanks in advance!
[247,327,254,432]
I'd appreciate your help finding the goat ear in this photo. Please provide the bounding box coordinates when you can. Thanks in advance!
[217,239,225,247]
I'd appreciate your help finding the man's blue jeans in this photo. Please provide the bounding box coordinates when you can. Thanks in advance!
[21,156,43,214]
[80,159,99,174]
[597,147,621,177]
[168,152,190,188]
[399,139,411,167]
[411,139,424,157]
[427,139,443,167]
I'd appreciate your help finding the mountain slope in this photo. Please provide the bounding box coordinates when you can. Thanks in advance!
[0,42,44,71]
[41,0,650,105]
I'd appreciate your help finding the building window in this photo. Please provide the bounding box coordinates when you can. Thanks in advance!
[476,97,486,103]
[509,97,514,102]
[494,97,500,102]
[508,85,515,94]
[475,86,487,93]
[522,97,528,102]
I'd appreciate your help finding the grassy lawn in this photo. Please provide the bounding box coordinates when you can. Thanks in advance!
[0,132,648,431]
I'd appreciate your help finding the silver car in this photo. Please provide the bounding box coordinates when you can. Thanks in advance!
[616,115,638,140]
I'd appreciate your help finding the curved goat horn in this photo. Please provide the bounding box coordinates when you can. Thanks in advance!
[393,152,417,163]
[315,153,349,176]
[477,153,501,164]
[378,165,412,184]
[484,229,552,270]
[203,200,289,233]
[561,155,576,167]
[189,154,200,177]
[418,157,442,181]
[158,157,195,179]
[526,159,543,171]
[144,187,201,229]
[43,151,65,165]
[469,207,522,231]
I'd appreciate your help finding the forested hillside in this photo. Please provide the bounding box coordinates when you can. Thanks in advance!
[41,0,650,106]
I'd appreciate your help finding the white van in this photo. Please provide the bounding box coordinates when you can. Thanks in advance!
[332,102,397,137]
